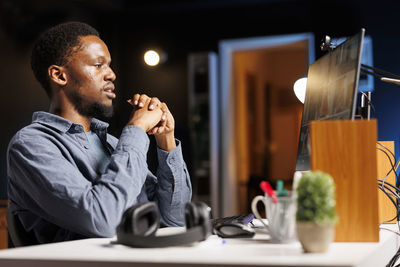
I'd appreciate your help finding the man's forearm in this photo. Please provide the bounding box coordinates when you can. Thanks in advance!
[155,133,176,152]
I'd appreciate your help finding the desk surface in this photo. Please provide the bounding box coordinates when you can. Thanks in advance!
[0,224,399,267]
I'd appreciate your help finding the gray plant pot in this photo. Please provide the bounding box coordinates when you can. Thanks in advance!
[296,221,335,253]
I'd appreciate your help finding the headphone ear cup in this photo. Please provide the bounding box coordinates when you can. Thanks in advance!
[184,202,198,229]
[118,205,135,234]
[195,202,211,225]
[117,202,160,237]
[184,201,211,230]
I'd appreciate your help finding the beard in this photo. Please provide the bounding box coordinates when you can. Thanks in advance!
[67,90,114,120]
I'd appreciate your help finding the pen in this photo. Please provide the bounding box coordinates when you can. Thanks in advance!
[259,181,278,203]
[276,180,288,196]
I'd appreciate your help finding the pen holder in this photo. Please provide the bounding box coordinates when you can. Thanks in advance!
[251,192,297,243]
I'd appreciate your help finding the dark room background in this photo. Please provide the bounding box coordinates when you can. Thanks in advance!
[1,0,400,200]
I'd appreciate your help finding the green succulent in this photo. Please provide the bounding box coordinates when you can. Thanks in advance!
[296,171,338,225]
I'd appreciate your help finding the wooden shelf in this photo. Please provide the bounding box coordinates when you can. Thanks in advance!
[310,120,379,242]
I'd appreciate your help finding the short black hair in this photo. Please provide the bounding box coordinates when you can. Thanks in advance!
[30,21,100,97]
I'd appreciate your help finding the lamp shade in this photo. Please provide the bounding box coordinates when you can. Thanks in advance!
[293,77,307,104]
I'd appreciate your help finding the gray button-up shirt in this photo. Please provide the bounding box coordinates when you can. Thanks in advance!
[7,112,192,243]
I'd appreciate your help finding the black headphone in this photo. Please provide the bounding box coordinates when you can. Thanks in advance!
[116,201,212,248]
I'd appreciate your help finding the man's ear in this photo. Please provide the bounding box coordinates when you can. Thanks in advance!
[48,65,67,86]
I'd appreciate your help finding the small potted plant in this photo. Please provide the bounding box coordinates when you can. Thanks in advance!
[296,170,338,253]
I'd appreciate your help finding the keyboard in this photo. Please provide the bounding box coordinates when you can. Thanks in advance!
[211,213,255,227]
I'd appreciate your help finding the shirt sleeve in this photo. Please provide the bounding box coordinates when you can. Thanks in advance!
[7,125,152,238]
[145,140,192,226]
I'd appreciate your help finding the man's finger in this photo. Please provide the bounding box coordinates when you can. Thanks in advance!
[157,126,165,134]
[127,94,140,106]
[161,102,170,113]
[149,97,160,111]
[161,117,167,127]
[138,94,149,108]
[150,127,158,135]
[133,94,141,105]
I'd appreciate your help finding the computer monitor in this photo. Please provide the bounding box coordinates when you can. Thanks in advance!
[295,28,365,171]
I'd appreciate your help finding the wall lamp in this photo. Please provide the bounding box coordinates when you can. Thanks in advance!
[144,49,167,67]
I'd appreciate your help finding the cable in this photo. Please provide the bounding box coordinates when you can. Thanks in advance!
[378,179,400,193]
[377,146,400,267]
[360,91,376,117]
[377,141,400,175]
[377,142,396,161]
[387,239,400,267]
[376,146,399,208]
[377,142,396,156]
[385,221,400,267]
[361,64,400,80]
[378,181,400,201]
[377,142,399,174]
[377,146,400,223]
[377,147,398,206]
[376,146,399,187]
[378,184,398,208]
[381,226,400,237]
[381,215,398,224]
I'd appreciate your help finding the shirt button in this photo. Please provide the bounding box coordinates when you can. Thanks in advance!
[74,125,80,131]
[168,157,175,164]
[84,145,89,149]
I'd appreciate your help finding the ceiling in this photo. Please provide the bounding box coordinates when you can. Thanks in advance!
[0,0,316,43]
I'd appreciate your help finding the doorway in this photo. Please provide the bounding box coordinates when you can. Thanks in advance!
[219,34,315,217]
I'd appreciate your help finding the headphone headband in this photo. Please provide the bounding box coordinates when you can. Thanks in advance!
[116,201,211,248]
[117,225,207,248]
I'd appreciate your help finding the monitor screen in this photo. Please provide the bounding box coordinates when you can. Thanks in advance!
[295,28,365,171]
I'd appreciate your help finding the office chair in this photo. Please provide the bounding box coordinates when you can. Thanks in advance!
[6,208,38,247]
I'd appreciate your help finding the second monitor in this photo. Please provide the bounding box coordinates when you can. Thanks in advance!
[295,28,366,171]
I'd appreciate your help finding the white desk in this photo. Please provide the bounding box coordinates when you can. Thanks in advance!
[0,224,399,267]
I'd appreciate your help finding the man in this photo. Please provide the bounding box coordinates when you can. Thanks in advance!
[7,21,192,244]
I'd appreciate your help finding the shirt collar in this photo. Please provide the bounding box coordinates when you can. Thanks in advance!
[90,118,109,132]
[32,111,109,133]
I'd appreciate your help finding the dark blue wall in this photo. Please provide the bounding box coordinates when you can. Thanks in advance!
[360,2,400,160]
[1,0,400,199]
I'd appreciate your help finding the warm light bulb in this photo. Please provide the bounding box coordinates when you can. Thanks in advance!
[144,50,160,66]
[293,77,307,104]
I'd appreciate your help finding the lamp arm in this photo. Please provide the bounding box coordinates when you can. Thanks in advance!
[360,65,400,88]
[361,64,400,80]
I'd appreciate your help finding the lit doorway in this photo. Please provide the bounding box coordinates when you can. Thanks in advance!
[219,33,315,217]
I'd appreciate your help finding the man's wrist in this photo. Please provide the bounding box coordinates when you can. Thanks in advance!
[127,121,147,132]
[155,133,176,152]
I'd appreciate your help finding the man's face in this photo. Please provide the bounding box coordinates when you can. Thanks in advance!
[63,35,116,119]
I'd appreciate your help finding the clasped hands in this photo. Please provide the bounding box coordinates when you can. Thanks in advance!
[127,94,174,137]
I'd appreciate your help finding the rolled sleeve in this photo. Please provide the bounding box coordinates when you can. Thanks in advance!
[116,125,149,152]
[155,140,192,226]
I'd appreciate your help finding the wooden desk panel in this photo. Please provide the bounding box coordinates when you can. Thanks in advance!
[310,120,379,242]
[0,200,8,250]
